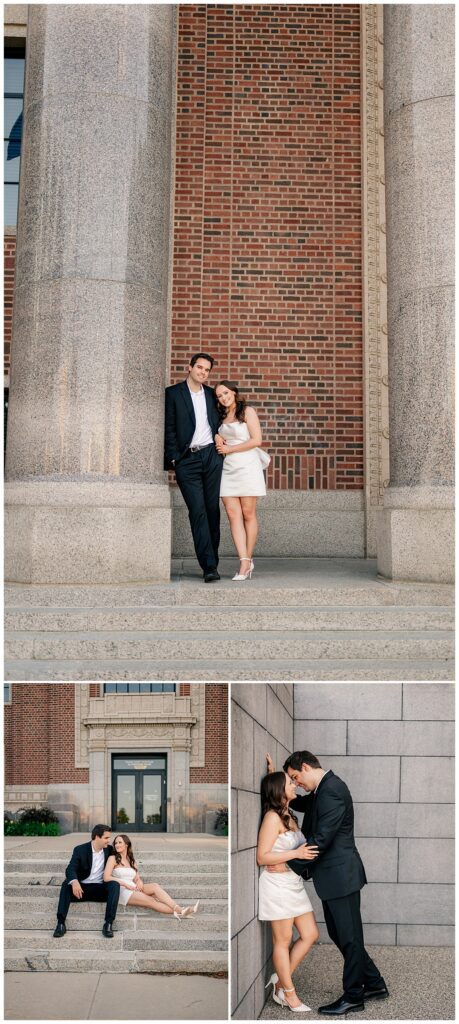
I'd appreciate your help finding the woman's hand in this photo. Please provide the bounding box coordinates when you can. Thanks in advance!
[266,753,274,774]
[215,434,226,454]
[295,843,319,861]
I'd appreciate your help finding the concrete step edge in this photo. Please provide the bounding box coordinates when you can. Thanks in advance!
[6,658,454,681]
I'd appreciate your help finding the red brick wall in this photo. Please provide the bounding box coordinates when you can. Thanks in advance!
[4,683,89,785]
[172,4,363,489]
[5,683,228,786]
[4,233,16,376]
[190,683,228,784]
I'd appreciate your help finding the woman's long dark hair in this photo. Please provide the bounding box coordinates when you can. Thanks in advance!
[113,834,136,869]
[215,380,247,423]
[260,771,298,832]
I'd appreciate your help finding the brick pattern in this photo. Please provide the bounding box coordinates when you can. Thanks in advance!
[5,684,89,785]
[5,683,228,786]
[171,4,363,489]
[190,683,228,784]
[4,233,16,376]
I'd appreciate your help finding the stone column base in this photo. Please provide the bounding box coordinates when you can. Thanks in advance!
[377,486,454,583]
[5,480,171,584]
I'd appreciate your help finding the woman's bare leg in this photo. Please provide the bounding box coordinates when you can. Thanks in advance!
[271,919,302,1009]
[222,497,249,564]
[290,911,319,975]
[240,497,258,558]
[141,882,181,913]
[126,890,176,915]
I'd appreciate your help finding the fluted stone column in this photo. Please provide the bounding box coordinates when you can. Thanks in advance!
[5,5,175,583]
[377,5,454,582]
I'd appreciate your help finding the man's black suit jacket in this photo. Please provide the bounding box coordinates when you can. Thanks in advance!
[289,770,366,901]
[65,842,115,884]
[164,380,220,470]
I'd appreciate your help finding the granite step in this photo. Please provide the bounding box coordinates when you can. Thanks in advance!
[5,604,454,632]
[4,948,227,974]
[5,929,227,952]
[6,657,454,681]
[4,848,227,863]
[5,628,454,662]
[5,909,227,931]
[5,858,225,874]
[5,878,226,899]
[5,577,454,607]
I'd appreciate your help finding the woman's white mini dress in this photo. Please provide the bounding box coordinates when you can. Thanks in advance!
[111,865,137,906]
[258,829,313,921]
[219,420,267,497]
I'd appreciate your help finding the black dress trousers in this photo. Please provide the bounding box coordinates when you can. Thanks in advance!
[322,890,383,1000]
[57,880,120,923]
[175,444,223,572]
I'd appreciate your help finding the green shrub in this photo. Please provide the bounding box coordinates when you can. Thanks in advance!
[5,821,60,836]
[17,806,60,825]
[214,806,228,835]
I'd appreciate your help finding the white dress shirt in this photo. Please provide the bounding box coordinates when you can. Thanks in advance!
[81,845,105,884]
[189,385,213,447]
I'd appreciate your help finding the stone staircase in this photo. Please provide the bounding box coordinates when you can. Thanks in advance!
[4,845,228,974]
[5,558,454,680]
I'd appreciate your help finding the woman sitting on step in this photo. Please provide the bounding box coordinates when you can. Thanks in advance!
[104,835,199,919]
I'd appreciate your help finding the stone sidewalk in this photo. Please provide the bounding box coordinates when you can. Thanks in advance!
[258,944,455,1020]
[4,972,228,1020]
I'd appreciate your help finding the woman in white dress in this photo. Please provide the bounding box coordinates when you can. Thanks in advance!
[104,835,199,919]
[214,381,267,581]
[257,772,320,1012]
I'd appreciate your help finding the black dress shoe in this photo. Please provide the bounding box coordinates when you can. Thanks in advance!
[53,922,66,938]
[102,921,114,938]
[363,984,389,1000]
[318,995,365,1016]
[203,569,220,582]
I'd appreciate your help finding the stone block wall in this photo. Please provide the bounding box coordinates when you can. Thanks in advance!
[231,683,294,1020]
[293,683,455,947]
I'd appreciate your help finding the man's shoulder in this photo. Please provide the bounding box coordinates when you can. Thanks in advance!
[165,380,186,395]
[322,773,350,798]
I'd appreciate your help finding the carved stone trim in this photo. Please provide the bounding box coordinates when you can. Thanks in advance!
[75,683,90,768]
[190,684,206,768]
[361,5,390,555]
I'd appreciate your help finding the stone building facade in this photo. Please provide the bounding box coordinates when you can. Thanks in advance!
[3,4,454,585]
[231,682,454,1019]
[5,682,228,833]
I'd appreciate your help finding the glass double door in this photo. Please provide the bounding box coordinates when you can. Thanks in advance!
[112,755,167,832]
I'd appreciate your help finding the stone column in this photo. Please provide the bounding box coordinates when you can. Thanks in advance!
[378,5,454,582]
[5,5,175,583]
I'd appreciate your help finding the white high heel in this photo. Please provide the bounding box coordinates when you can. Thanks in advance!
[279,986,312,1013]
[232,557,253,581]
[264,973,284,1006]
[180,899,200,918]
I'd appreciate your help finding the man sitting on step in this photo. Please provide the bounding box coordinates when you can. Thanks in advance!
[53,824,120,939]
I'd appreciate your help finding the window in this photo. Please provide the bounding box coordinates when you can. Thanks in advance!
[4,684,11,704]
[104,683,176,694]
[4,47,25,226]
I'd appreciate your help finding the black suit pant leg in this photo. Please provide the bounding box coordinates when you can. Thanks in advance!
[322,891,382,1000]
[175,447,223,571]
[57,881,120,924]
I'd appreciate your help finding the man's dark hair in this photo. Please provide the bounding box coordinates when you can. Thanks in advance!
[91,824,112,840]
[283,750,322,772]
[189,352,214,369]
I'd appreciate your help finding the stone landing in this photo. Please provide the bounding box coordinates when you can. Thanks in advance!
[5,558,454,681]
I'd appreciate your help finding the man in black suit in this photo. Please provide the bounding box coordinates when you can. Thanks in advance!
[164,353,223,582]
[53,824,120,939]
[283,751,389,1016]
